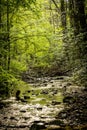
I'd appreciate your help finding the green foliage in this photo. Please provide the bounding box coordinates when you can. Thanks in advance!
[71,66,87,87]
[10,59,27,76]
[63,30,87,86]
[9,0,63,73]
[0,66,18,98]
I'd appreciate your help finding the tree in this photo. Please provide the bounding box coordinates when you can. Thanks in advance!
[0,0,37,98]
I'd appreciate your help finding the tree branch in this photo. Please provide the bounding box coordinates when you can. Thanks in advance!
[51,0,59,12]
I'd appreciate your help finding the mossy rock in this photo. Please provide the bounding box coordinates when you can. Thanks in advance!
[47,119,64,126]
[63,95,76,104]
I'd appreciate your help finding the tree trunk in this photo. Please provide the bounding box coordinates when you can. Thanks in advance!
[60,0,66,31]
[7,0,10,70]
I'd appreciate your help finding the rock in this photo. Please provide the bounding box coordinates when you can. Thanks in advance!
[44,83,47,86]
[28,90,31,93]
[37,107,42,111]
[0,102,6,109]
[50,80,54,83]
[20,110,26,113]
[66,82,72,86]
[48,119,64,126]
[57,111,67,119]
[63,86,67,91]
[52,84,55,87]
[63,95,75,104]
[53,90,58,95]
[30,122,46,130]
[24,95,30,99]
[73,124,87,130]
[20,98,27,102]
[56,77,64,80]
[43,80,48,83]
[16,90,21,100]
[10,116,16,120]
[47,125,65,130]
[80,125,87,130]
[4,116,8,119]
[52,100,61,105]
[83,87,87,91]
[24,116,30,120]
[41,90,48,94]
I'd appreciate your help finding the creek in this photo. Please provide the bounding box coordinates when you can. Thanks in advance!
[0,76,86,130]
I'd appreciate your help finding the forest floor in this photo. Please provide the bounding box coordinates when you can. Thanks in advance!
[0,76,87,130]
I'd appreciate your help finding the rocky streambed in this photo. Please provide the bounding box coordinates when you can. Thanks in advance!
[0,76,87,130]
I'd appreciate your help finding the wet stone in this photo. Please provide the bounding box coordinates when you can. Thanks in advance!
[37,107,42,111]
[24,117,31,120]
[47,119,64,126]
[4,116,8,119]
[56,77,64,80]
[47,125,65,130]
[63,95,74,103]
[20,110,26,113]
[50,80,54,83]
[30,122,46,130]
[41,90,48,94]
[27,90,31,93]
[24,96,30,99]
[10,116,16,120]
[20,99,27,103]
[52,100,61,105]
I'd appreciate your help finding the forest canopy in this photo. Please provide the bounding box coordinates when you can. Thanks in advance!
[0,0,87,98]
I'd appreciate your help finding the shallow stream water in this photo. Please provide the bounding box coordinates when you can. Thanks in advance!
[0,76,78,130]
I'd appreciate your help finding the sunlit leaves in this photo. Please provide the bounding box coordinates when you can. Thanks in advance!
[9,0,64,73]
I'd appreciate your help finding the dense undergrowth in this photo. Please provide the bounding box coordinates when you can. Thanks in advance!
[0,66,27,98]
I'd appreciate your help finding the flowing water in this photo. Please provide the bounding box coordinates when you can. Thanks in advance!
[0,76,77,130]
